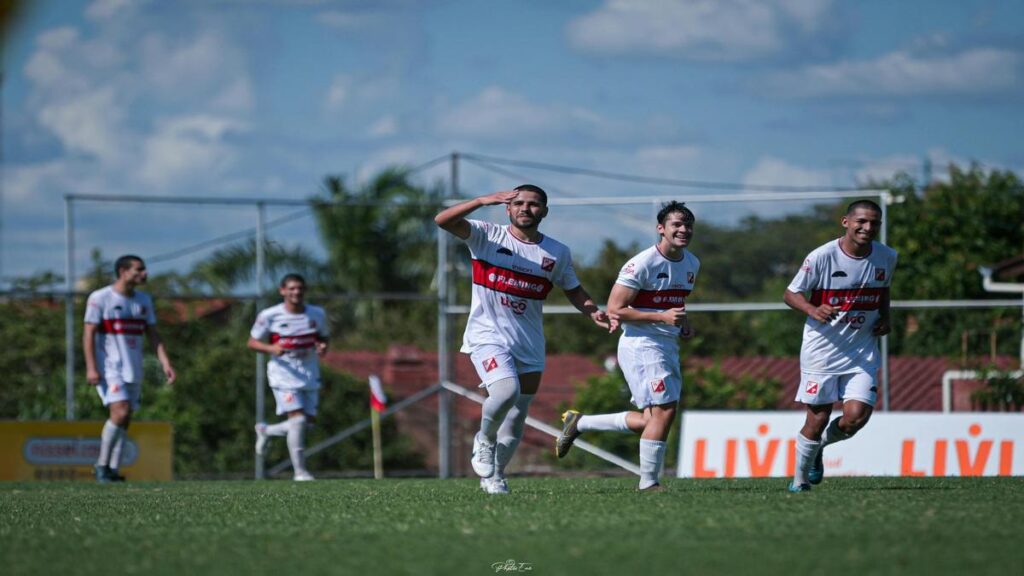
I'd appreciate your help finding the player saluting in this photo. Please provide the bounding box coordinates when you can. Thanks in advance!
[435,184,615,494]
[249,274,329,482]
[84,255,176,483]
[556,202,699,491]
[785,200,897,492]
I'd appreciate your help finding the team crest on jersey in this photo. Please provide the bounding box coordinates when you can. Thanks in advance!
[687,272,695,284]
[622,263,636,276]
[110,384,120,393]
[805,381,819,395]
[875,268,886,281]
[650,379,666,393]
[801,259,812,272]
[483,357,499,373]
[284,392,295,403]
[541,257,556,272]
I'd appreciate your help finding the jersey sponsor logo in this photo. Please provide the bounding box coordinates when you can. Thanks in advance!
[541,257,556,272]
[838,313,867,329]
[651,379,666,393]
[805,381,819,395]
[99,318,146,335]
[687,272,695,284]
[500,295,527,315]
[284,392,296,403]
[270,333,318,349]
[875,268,886,281]
[801,259,812,272]
[497,247,514,256]
[472,260,553,300]
[656,272,669,279]
[831,271,848,277]
[110,383,121,394]
[810,287,887,311]
[622,263,636,276]
[632,289,691,309]
[483,357,498,373]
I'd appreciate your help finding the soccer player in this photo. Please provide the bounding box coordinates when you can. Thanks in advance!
[249,273,329,482]
[784,199,897,492]
[84,255,176,483]
[435,185,614,494]
[556,202,699,491]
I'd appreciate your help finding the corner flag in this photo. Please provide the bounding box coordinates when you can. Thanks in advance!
[369,375,388,413]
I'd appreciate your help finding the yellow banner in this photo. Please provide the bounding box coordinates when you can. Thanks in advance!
[0,421,173,481]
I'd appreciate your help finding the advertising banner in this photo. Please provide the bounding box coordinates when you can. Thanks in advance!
[0,421,173,481]
[677,412,1022,478]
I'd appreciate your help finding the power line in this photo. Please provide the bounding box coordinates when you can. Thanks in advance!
[461,152,867,192]
[148,207,313,264]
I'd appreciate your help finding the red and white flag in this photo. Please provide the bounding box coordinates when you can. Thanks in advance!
[368,375,388,413]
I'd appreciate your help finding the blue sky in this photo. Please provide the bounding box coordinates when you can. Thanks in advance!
[3,0,1023,285]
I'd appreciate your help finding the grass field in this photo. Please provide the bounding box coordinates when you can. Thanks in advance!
[1,477,1021,576]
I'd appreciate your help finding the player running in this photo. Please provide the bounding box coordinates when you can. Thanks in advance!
[556,202,699,491]
[249,273,329,481]
[435,185,614,494]
[785,199,897,492]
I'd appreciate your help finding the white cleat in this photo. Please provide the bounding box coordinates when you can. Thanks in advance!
[471,432,496,478]
[255,422,269,456]
[481,476,510,495]
[293,471,315,482]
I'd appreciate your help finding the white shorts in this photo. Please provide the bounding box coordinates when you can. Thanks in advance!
[467,344,544,387]
[796,371,877,406]
[271,387,319,416]
[618,334,681,409]
[97,379,141,410]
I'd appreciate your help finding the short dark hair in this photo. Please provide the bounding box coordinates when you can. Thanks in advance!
[279,273,306,288]
[846,199,882,215]
[513,184,548,205]
[114,255,143,277]
[657,201,695,225]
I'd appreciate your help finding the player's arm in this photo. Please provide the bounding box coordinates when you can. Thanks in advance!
[607,283,687,327]
[434,190,519,239]
[316,335,330,357]
[783,289,836,323]
[83,322,101,385]
[146,325,176,384]
[872,290,892,336]
[247,336,285,357]
[563,285,616,332]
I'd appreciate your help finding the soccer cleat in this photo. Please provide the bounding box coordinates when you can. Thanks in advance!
[555,410,582,458]
[787,481,811,493]
[93,464,113,484]
[471,432,496,478]
[807,449,824,485]
[255,422,269,456]
[480,476,511,495]
[293,471,315,482]
[108,469,127,482]
[639,483,665,493]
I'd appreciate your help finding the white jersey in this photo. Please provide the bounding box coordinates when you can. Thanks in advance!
[787,238,898,374]
[250,303,330,390]
[84,285,157,384]
[615,245,700,339]
[460,220,581,366]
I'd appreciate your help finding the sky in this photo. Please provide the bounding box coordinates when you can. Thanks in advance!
[2,0,1022,287]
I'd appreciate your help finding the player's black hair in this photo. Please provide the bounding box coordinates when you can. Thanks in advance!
[114,255,144,277]
[846,199,882,215]
[513,184,548,205]
[657,201,695,225]
[280,273,306,288]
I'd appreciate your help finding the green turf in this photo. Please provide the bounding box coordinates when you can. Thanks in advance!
[1,477,1021,576]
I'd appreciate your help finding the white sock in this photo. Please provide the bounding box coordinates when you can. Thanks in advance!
[639,439,666,490]
[820,417,851,449]
[578,412,631,433]
[265,420,290,436]
[97,420,122,467]
[480,377,519,443]
[793,434,820,485]
[286,415,308,474]
[110,432,126,470]
[496,394,534,478]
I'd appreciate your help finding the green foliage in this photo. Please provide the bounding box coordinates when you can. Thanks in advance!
[969,369,1024,412]
[683,362,783,410]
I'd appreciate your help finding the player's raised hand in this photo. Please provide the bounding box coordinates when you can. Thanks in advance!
[809,304,837,323]
[479,190,520,206]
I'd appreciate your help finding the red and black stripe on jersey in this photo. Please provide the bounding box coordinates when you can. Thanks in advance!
[631,289,691,310]
[471,260,553,300]
[98,318,146,335]
[810,287,888,311]
[270,333,319,349]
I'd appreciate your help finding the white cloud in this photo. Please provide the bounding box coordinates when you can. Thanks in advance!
[139,115,248,189]
[86,0,142,21]
[37,87,127,164]
[743,157,832,189]
[368,115,399,138]
[567,0,835,62]
[760,48,1023,98]
[324,75,349,111]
